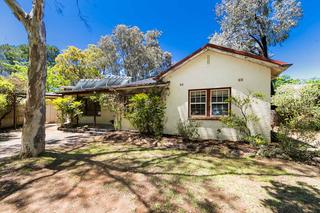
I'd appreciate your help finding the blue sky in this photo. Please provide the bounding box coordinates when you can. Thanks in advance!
[0,0,319,79]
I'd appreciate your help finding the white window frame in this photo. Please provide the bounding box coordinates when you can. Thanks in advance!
[189,90,207,118]
[210,89,230,118]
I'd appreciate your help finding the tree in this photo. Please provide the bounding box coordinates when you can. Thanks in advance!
[52,45,103,86]
[52,97,83,127]
[46,45,60,66]
[4,0,47,157]
[273,75,301,90]
[127,92,166,137]
[0,44,60,71]
[211,0,302,58]
[98,25,172,81]
[272,84,320,159]
[0,77,15,127]
[220,92,267,146]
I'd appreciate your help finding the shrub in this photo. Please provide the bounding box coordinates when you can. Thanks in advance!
[126,92,166,137]
[0,77,15,126]
[272,84,320,131]
[272,84,320,161]
[52,97,83,126]
[243,135,268,147]
[220,92,266,146]
[177,119,200,141]
[97,92,126,130]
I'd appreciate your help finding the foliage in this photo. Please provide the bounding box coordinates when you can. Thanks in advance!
[97,92,126,130]
[220,92,267,146]
[0,44,60,92]
[127,92,166,136]
[0,44,59,68]
[273,75,301,90]
[272,84,320,131]
[177,119,200,141]
[52,97,83,126]
[211,0,302,57]
[0,44,29,66]
[272,84,320,160]
[52,45,102,86]
[0,77,16,126]
[98,25,172,80]
[0,94,8,117]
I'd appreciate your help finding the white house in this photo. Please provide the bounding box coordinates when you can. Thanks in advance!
[59,44,291,142]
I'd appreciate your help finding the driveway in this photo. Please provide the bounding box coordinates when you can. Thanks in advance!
[0,124,91,159]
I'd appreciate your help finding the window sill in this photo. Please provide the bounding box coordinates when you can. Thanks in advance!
[83,115,102,117]
[189,117,222,121]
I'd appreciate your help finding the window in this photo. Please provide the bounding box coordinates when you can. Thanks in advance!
[189,90,207,117]
[83,98,101,116]
[210,89,230,116]
[189,88,231,119]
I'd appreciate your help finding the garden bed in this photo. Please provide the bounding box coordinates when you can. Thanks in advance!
[95,131,258,158]
[93,131,320,166]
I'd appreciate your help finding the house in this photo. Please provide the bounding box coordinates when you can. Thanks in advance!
[58,43,291,142]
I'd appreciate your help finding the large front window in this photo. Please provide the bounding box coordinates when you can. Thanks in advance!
[189,88,231,119]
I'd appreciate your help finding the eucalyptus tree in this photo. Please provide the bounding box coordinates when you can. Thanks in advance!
[4,0,47,157]
[211,0,303,58]
[4,0,85,157]
[98,25,172,81]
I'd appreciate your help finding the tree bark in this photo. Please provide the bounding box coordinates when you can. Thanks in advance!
[21,18,47,157]
[4,0,47,157]
[261,36,268,58]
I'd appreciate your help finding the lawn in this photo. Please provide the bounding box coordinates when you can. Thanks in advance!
[0,136,319,213]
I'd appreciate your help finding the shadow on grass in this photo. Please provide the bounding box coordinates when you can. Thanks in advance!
[262,181,320,213]
[0,142,319,212]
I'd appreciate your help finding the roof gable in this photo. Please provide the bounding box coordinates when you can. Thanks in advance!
[156,43,291,79]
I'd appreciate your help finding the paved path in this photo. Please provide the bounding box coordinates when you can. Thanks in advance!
[0,124,91,159]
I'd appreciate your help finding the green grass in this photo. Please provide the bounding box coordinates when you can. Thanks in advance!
[1,142,319,213]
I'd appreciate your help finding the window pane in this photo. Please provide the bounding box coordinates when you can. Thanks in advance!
[191,104,206,116]
[190,91,206,104]
[222,90,229,102]
[212,90,229,102]
[212,103,229,116]
[201,93,206,102]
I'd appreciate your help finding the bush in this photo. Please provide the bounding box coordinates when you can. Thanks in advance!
[272,84,320,161]
[243,135,268,147]
[272,84,320,131]
[177,119,200,141]
[220,92,266,146]
[52,97,83,126]
[126,93,166,137]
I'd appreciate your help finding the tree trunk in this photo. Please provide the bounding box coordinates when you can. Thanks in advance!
[261,36,268,58]
[21,17,47,157]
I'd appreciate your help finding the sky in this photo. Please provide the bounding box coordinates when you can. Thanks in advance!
[0,0,319,79]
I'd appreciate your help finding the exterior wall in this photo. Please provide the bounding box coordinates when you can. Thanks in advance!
[0,104,24,128]
[46,101,58,123]
[79,106,115,125]
[163,50,272,141]
[0,98,58,129]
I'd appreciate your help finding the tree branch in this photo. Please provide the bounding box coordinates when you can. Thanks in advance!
[4,0,29,27]
[249,34,265,56]
[30,0,44,22]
